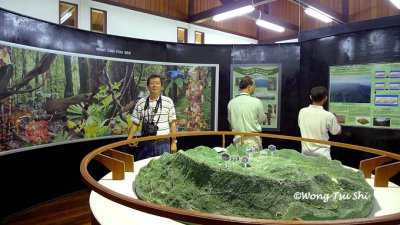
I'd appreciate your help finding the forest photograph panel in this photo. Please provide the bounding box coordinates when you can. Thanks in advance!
[0,42,217,152]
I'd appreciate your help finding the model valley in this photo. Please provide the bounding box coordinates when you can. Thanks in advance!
[135,145,374,220]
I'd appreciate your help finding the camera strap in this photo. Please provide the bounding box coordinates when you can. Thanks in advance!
[143,96,162,125]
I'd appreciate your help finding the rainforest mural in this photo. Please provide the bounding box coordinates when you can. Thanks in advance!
[0,42,217,152]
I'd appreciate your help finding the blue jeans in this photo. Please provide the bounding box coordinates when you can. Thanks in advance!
[135,138,170,161]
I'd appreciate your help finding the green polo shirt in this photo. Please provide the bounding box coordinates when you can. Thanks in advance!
[227,93,265,133]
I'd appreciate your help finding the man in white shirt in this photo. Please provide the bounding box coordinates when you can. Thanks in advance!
[228,76,265,150]
[298,86,342,159]
[127,74,177,160]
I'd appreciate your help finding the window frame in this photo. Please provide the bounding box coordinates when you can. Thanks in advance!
[59,1,78,28]
[194,31,205,44]
[177,27,188,43]
[90,8,107,33]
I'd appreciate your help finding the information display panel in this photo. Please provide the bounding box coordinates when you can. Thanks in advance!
[329,63,400,129]
[230,64,281,131]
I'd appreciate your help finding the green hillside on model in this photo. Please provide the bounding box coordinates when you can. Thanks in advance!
[135,146,374,220]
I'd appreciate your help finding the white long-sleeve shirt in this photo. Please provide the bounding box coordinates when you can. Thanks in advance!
[298,105,341,159]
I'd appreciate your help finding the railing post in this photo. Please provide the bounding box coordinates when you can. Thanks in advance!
[359,156,392,178]
[94,154,125,180]
[374,162,400,187]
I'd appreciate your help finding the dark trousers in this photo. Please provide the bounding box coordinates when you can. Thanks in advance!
[134,138,170,161]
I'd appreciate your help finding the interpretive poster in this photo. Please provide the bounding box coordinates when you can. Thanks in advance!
[230,64,281,131]
[329,63,400,129]
[0,41,219,152]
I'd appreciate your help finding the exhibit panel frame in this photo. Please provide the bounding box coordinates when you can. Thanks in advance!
[329,62,400,130]
[230,64,282,131]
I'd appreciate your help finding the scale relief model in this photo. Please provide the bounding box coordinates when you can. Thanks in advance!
[135,145,374,220]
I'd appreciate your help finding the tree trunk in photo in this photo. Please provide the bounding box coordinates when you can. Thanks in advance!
[43,94,90,115]
[31,51,38,107]
[0,53,56,101]
[78,57,89,94]
[0,65,13,94]
[88,59,106,94]
[17,50,29,106]
[63,55,73,98]
[120,62,138,106]
[131,63,141,101]
[34,51,39,85]
[165,65,178,102]
[109,61,126,83]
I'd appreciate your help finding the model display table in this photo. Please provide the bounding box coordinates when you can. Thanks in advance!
[90,157,183,225]
[81,131,400,224]
[89,157,400,225]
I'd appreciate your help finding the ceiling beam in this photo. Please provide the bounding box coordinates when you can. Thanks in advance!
[188,0,275,23]
[290,0,348,24]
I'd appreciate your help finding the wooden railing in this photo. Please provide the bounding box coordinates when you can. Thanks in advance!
[80,131,400,225]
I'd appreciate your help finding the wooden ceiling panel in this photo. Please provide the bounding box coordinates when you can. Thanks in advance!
[268,0,300,28]
[93,0,400,43]
[348,0,399,21]
[201,17,258,39]
[193,0,221,14]
[95,0,188,20]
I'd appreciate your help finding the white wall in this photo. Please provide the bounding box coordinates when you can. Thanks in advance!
[0,0,257,44]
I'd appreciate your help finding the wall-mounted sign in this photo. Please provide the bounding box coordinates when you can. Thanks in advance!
[329,63,400,129]
[230,64,281,131]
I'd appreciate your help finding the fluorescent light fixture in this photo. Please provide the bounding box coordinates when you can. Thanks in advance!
[256,19,285,32]
[60,11,72,24]
[390,0,400,9]
[213,5,255,21]
[304,7,333,23]
[275,38,298,43]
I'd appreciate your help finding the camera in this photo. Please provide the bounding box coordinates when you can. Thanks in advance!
[141,121,158,137]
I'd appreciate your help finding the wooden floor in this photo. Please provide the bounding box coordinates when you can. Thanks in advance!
[0,189,92,225]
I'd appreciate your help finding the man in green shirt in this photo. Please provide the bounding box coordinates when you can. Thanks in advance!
[228,76,266,150]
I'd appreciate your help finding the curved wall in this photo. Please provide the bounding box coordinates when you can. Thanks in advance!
[0,8,300,219]
[1,8,400,220]
[0,138,113,220]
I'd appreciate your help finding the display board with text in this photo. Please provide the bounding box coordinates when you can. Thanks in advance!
[230,64,281,131]
[329,63,400,129]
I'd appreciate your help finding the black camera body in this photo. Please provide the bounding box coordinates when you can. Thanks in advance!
[141,121,159,137]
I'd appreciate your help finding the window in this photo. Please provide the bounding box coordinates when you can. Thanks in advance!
[177,27,187,43]
[59,1,78,28]
[91,8,107,33]
[195,31,204,44]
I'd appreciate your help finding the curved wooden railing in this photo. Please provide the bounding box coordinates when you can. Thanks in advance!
[80,131,400,225]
